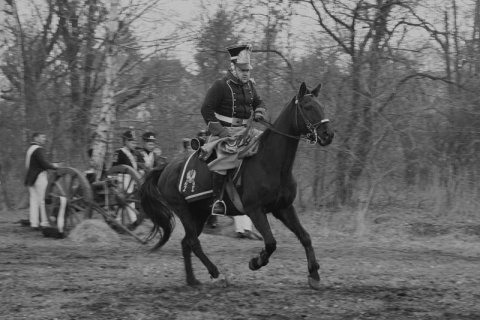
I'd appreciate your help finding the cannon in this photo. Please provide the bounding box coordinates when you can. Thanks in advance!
[44,165,146,243]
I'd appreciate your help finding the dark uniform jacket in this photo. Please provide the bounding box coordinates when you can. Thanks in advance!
[201,70,266,127]
[24,143,57,186]
[113,147,138,169]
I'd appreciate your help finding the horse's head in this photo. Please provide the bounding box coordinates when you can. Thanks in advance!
[294,82,334,146]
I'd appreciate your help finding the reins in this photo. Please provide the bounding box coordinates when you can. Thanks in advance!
[257,95,329,145]
[257,118,311,142]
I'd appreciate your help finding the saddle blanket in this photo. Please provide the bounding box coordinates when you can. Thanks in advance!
[178,151,214,202]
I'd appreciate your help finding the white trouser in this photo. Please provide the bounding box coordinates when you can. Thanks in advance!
[56,196,67,233]
[117,174,137,223]
[28,172,49,227]
[234,215,252,233]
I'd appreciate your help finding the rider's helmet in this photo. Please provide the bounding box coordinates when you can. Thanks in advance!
[226,44,253,70]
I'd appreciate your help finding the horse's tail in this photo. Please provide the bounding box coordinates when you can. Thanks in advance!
[139,163,176,251]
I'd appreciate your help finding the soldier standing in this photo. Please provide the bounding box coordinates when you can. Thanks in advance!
[113,130,138,169]
[137,132,158,174]
[24,132,58,230]
[112,129,139,230]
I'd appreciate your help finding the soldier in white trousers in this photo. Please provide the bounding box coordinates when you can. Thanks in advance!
[24,132,58,230]
[234,215,262,240]
[112,130,140,230]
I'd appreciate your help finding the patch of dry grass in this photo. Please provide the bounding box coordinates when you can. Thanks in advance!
[68,219,121,244]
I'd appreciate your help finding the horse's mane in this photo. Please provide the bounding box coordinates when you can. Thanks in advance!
[256,96,297,151]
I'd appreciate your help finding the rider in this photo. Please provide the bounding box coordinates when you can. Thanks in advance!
[200,44,267,216]
[137,131,158,174]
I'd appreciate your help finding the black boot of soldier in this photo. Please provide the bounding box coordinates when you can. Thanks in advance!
[206,215,218,228]
[211,172,227,216]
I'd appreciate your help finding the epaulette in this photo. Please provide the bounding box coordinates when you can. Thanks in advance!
[249,78,256,84]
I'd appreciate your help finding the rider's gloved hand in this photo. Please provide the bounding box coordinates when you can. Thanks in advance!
[208,122,229,138]
[254,107,267,122]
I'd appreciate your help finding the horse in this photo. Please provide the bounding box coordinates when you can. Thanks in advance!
[139,82,334,289]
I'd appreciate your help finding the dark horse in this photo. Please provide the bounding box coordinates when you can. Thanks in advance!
[140,82,334,289]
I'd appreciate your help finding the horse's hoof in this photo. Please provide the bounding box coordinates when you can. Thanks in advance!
[187,279,202,287]
[249,259,259,271]
[308,276,321,290]
[211,274,227,287]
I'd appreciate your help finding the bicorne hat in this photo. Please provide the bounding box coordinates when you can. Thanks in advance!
[226,44,252,70]
[122,130,136,141]
[142,132,156,142]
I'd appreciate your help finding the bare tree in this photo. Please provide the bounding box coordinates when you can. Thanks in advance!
[90,0,119,179]
[297,0,413,205]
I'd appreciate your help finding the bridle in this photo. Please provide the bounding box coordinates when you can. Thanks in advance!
[258,94,330,145]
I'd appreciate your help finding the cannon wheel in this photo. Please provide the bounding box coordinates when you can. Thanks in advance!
[45,167,94,234]
[103,165,144,231]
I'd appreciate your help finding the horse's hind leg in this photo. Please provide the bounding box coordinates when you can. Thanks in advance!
[176,209,221,286]
[272,205,321,289]
[181,235,200,286]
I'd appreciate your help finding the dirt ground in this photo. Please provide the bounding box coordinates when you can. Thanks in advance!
[1,208,480,320]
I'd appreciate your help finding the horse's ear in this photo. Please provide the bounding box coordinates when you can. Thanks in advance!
[311,84,322,97]
[297,82,307,99]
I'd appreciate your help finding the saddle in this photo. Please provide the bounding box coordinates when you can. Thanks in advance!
[178,151,246,213]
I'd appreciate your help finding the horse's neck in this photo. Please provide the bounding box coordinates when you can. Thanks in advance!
[259,106,300,175]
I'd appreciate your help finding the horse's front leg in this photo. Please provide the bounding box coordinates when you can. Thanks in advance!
[247,210,277,270]
[272,205,321,290]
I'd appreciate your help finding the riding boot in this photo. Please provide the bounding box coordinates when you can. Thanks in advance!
[211,172,227,216]
[206,215,218,228]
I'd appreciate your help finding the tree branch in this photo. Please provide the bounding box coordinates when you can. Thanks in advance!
[378,72,472,114]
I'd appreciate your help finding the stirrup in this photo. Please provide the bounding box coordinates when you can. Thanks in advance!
[211,200,227,216]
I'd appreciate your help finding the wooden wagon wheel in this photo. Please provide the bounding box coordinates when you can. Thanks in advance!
[45,167,94,234]
[103,165,144,232]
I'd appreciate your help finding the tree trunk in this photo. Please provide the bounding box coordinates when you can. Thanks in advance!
[57,0,85,147]
[91,0,119,179]
[82,0,99,145]
[335,62,363,205]
[337,1,393,205]
[9,0,28,144]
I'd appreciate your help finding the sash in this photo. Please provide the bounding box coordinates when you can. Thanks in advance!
[141,150,154,169]
[121,147,137,170]
[25,145,41,169]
